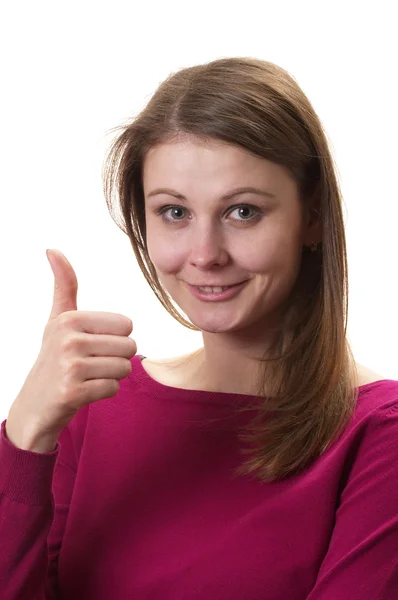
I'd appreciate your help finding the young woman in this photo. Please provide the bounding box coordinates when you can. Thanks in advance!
[1,56,397,600]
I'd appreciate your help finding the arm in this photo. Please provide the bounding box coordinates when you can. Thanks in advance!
[0,408,85,600]
[306,400,398,600]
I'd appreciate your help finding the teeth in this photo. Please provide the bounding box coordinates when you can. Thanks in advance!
[197,286,230,293]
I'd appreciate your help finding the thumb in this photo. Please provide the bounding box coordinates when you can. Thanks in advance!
[46,249,79,322]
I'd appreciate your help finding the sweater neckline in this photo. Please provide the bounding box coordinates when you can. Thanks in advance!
[132,354,263,407]
[131,354,393,408]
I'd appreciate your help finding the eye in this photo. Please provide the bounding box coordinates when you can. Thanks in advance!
[157,204,261,225]
[229,205,261,222]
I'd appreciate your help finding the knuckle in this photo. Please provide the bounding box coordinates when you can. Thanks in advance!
[58,380,76,407]
[61,333,82,354]
[59,377,85,409]
[57,312,74,328]
[68,357,85,377]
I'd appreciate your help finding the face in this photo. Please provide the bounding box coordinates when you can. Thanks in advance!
[143,136,314,337]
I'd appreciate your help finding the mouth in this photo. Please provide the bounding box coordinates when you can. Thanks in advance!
[185,280,248,302]
[187,281,247,292]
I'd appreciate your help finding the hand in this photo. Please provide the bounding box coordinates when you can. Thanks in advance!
[6,249,137,449]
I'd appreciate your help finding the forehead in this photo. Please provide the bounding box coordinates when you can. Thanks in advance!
[143,138,296,196]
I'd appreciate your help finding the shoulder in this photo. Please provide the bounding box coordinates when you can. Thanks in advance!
[137,351,202,389]
[353,363,398,422]
[140,349,203,370]
[355,362,387,386]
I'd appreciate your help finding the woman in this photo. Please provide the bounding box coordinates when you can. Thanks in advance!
[1,56,397,599]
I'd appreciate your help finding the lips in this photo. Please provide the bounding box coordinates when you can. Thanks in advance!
[190,281,244,287]
[186,280,248,302]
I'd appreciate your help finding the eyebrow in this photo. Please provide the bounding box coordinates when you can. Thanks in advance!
[146,186,276,202]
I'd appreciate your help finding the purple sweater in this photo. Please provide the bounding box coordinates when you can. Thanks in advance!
[1,353,398,600]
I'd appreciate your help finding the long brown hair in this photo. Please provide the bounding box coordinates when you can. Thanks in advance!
[102,56,358,482]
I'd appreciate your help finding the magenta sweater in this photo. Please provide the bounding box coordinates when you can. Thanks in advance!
[1,354,398,600]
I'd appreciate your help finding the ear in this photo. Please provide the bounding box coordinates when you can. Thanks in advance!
[302,196,322,246]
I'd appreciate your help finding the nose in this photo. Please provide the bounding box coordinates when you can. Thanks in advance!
[188,223,229,270]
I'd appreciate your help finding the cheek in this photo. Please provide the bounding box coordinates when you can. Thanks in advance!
[146,215,183,273]
[147,233,184,274]
[242,235,293,269]
[250,242,303,312]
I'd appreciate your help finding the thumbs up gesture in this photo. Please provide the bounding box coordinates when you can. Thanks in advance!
[5,249,137,452]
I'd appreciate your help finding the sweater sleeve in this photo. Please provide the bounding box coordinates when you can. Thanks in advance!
[305,401,398,600]
[0,414,81,600]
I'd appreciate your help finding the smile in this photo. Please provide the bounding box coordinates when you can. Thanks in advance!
[185,280,248,302]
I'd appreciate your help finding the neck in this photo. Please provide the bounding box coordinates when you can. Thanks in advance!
[187,341,272,396]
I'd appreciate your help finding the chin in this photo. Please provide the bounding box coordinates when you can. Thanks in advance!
[187,313,247,334]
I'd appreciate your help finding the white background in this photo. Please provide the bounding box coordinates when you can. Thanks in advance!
[1,0,397,422]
